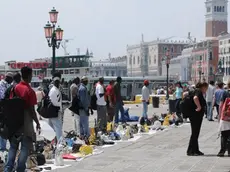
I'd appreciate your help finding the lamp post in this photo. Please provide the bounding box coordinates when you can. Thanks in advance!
[165,49,170,100]
[44,7,64,75]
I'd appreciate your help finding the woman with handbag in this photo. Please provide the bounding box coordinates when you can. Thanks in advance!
[187,82,208,156]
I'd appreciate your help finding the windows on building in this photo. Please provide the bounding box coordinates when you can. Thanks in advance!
[154,55,156,64]
[207,7,211,13]
[129,56,132,65]
[138,56,140,64]
[209,51,213,60]
[214,6,216,12]
[133,56,135,64]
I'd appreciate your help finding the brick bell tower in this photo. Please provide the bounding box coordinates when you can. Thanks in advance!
[205,0,228,37]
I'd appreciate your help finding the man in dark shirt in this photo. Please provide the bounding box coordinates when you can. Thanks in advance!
[5,67,41,172]
[114,77,125,124]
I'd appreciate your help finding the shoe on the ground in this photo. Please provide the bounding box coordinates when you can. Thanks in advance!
[208,119,214,122]
[187,152,199,156]
[196,151,204,156]
[217,152,225,157]
[215,116,218,119]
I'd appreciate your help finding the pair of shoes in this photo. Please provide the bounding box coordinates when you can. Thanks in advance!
[208,119,214,122]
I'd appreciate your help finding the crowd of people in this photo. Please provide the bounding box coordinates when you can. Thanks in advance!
[1,65,230,171]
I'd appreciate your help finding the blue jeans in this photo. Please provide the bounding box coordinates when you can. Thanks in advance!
[115,101,125,124]
[4,135,30,172]
[48,114,63,142]
[142,102,148,118]
[206,102,213,120]
[79,110,90,137]
[0,137,7,151]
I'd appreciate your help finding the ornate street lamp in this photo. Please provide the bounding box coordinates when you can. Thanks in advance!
[44,7,64,74]
[165,49,170,100]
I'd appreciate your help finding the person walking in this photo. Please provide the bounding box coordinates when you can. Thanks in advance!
[114,77,125,124]
[187,82,208,156]
[4,67,40,172]
[70,77,80,135]
[0,73,13,152]
[95,77,107,132]
[174,81,183,122]
[106,80,115,122]
[217,81,230,157]
[206,81,215,121]
[78,76,90,138]
[48,72,63,142]
[213,82,225,120]
[35,86,45,120]
[141,80,150,119]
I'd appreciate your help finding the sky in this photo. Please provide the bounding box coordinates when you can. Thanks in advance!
[0,0,226,64]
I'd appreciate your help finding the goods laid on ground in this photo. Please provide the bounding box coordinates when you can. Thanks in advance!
[0,111,185,171]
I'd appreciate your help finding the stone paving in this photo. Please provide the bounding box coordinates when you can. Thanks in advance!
[55,104,230,172]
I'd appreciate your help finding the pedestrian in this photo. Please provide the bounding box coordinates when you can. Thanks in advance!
[48,72,63,142]
[206,81,215,121]
[4,72,21,99]
[187,82,208,156]
[4,67,41,172]
[217,81,230,157]
[78,76,90,138]
[114,77,125,124]
[174,81,183,122]
[35,86,45,120]
[213,82,225,120]
[106,80,115,122]
[96,77,107,132]
[0,72,13,152]
[70,77,80,135]
[141,80,150,119]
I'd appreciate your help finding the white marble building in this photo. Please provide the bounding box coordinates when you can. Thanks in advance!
[127,36,189,77]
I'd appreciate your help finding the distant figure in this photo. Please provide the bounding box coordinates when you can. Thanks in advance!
[106,80,115,122]
[141,80,150,119]
[206,81,215,121]
[96,77,107,131]
[114,77,125,124]
[35,86,45,120]
[70,77,80,135]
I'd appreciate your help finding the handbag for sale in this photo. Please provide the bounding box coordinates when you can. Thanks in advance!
[26,154,37,169]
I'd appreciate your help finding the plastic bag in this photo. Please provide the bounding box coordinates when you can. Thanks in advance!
[33,120,55,141]
[152,120,162,130]
[54,137,66,166]
[116,125,128,140]
[79,145,93,155]
[163,115,170,126]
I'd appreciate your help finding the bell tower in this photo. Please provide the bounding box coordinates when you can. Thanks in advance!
[205,0,228,37]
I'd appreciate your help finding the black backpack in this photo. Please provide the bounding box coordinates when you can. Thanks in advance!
[180,90,196,118]
[0,86,25,139]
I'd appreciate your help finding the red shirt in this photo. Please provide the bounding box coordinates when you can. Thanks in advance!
[14,81,37,108]
[106,84,115,104]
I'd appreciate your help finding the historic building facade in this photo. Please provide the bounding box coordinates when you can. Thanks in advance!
[127,37,189,77]
[90,56,127,77]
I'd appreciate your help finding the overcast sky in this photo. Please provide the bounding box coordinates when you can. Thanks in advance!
[0,0,227,64]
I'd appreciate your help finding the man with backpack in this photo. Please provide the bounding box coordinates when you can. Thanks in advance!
[0,72,13,152]
[4,67,41,172]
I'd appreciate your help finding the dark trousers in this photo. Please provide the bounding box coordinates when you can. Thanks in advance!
[219,130,230,154]
[175,98,183,121]
[215,104,219,117]
[187,112,204,154]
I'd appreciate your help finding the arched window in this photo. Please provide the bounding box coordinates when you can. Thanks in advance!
[133,56,135,64]
[223,6,225,12]
[138,56,140,64]
[219,6,222,12]
[111,71,115,76]
[129,56,132,65]
[106,71,109,76]
[214,6,216,12]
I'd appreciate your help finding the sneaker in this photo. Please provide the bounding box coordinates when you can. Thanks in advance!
[217,152,225,157]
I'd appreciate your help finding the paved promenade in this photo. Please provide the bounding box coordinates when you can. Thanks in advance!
[58,104,230,172]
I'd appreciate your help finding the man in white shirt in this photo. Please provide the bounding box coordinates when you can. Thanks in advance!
[48,72,63,142]
[206,81,215,121]
[141,80,150,119]
[96,77,107,131]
